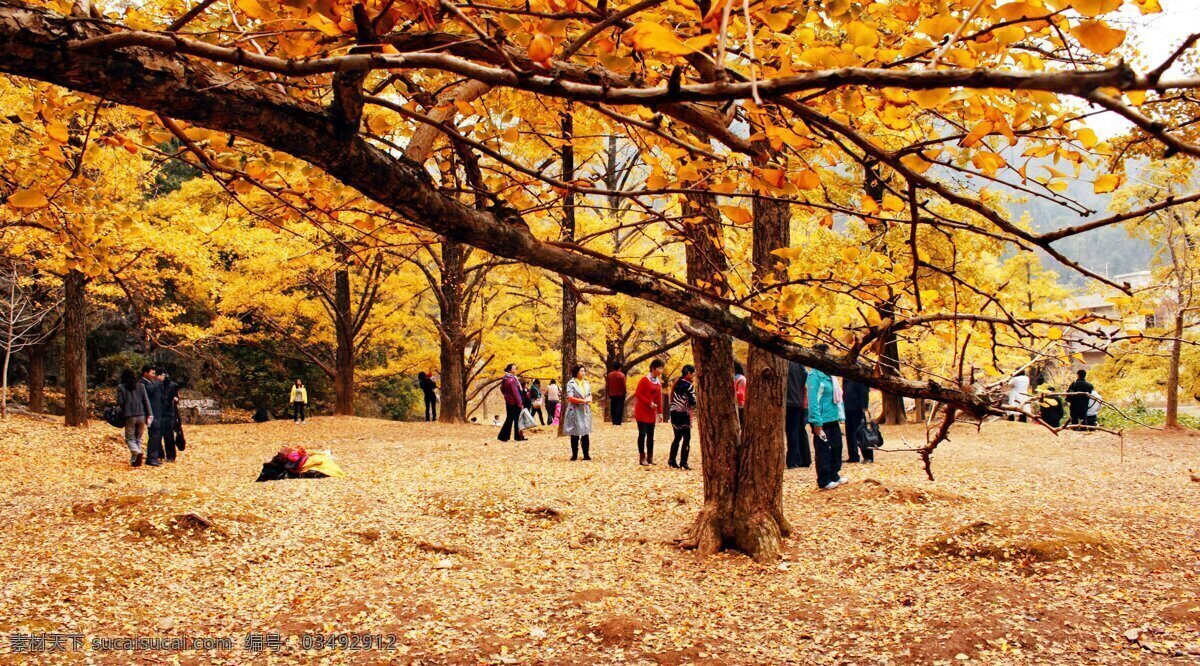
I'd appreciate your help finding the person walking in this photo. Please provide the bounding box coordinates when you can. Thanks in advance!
[498,363,526,442]
[807,346,846,490]
[290,379,308,423]
[1039,387,1064,428]
[160,372,181,463]
[1067,369,1094,426]
[843,377,873,463]
[733,361,747,430]
[633,359,665,466]
[785,360,811,468]
[564,364,593,460]
[528,379,546,425]
[606,363,627,426]
[1007,370,1030,422]
[117,369,153,467]
[668,364,697,469]
[545,380,560,425]
[141,365,166,466]
[418,371,438,421]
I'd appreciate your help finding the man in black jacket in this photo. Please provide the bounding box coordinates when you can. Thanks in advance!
[160,373,181,462]
[1067,370,1094,426]
[843,378,873,463]
[784,361,811,468]
[141,365,165,466]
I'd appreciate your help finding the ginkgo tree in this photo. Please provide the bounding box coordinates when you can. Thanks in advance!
[2,0,1199,559]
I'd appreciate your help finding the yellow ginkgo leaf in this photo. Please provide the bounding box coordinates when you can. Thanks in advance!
[719,205,752,225]
[882,193,905,212]
[1049,0,1121,17]
[1093,173,1122,193]
[528,34,555,63]
[1071,20,1125,55]
[793,170,821,190]
[841,246,860,262]
[46,122,69,144]
[1047,326,1063,340]
[846,21,878,48]
[7,188,49,209]
[624,22,701,56]
[1075,127,1098,149]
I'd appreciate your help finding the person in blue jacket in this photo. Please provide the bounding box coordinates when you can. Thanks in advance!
[806,344,847,490]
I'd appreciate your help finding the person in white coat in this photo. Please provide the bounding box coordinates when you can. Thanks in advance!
[1007,370,1030,422]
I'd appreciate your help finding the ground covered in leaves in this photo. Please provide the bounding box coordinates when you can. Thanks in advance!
[1,414,1198,664]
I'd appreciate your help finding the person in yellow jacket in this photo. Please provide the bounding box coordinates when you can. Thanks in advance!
[290,379,308,423]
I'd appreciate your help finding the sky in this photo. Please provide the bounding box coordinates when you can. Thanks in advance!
[1088,0,1200,137]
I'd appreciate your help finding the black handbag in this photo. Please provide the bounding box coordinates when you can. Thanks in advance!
[176,420,186,451]
[854,419,884,449]
[103,405,124,428]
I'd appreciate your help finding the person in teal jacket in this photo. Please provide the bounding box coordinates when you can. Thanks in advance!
[806,344,847,490]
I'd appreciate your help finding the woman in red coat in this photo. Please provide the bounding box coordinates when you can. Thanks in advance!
[633,359,665,466]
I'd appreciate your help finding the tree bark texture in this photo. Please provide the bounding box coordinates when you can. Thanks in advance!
[333,263,355,416]
[62,269,88,427]
[26,339,45,413]
[438,240,469,423]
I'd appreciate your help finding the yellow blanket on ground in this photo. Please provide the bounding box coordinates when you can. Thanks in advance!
[298,451,346,478]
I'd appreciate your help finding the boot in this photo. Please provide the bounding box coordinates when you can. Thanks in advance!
[637,441,646,466]
[582,437,591,460]
[570,438,579,461]
[646,441,655,465]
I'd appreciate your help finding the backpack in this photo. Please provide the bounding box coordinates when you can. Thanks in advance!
[103,405,124,428]
[854,419,884,449]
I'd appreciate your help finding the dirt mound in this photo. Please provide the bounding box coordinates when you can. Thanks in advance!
[829,479,964,504]
[1160,601,1200,627]
[128,513,225,540]
[586,614,649,645]
[71,494,148,517]
[920,521,1110,563]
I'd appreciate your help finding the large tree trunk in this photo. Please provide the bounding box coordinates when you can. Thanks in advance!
[62,269,88,427]
[333,265,354,416]
[1165,310,1183,429]
[559,108,578,400]
[26,340,46,413]
[438,240,469,423]
[735,196,793,561]
[676,192,744,557]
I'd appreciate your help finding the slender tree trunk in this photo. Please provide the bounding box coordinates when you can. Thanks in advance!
[438,241,468,423]
[677,192,742,557]
[27,340,45,413]
[333,264,354,416]
[63,269,88,427]
[878,297,907,425]
[1166,310,1184,429]
[559,108,577,409]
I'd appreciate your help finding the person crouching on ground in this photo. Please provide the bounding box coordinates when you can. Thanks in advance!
[633,359,665,466]
[564,364,594,460]
[807,346,847,490]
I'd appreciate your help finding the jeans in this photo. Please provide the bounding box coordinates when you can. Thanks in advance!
[785,405,811,467]
[669,413,691,467]
[293,402,306,422]
[546,400,558,423]
[812,421,843,488]
[530,406,545,425]
[498,404,524,441]
[423,393,437,421]
[636,421,655,462]
[123,416,146,454]
[610,395,626,425]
